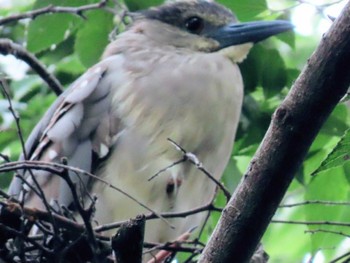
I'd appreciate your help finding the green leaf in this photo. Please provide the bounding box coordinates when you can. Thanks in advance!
[263,208,311,262]
[11,75,42,101]
[56,54,85,75]
[313,128,350,175]
[124,0,163,11]
[75,10,114,67]
[27,0,86,53]
[240,45,287,97]
[277,30,295,49]
[261,49,287,98]
[304,167,348,259]
[222,158,243,192]
[219,0,267,21]
[275,13,295,49]
[320,104,350,136]
[239,46,262,93]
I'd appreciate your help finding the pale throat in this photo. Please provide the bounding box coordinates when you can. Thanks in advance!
[218,42,253,63]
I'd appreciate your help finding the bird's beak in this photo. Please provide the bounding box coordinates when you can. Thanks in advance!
[208,20,294,50]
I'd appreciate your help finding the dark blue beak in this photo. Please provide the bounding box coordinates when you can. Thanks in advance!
[208,20,294,49]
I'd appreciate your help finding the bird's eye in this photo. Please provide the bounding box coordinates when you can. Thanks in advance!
[185,16,204,34]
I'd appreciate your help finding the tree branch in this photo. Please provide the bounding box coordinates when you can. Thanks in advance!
[111,215,145,263]
[0,39,63,95]
[0,0,108,26]
[200,2,350,262]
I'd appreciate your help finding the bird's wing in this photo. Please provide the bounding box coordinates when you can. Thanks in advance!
[8,55,125,210]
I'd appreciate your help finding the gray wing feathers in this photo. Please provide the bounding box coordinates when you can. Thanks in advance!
[8,56,124,208]
[8,95,66,197]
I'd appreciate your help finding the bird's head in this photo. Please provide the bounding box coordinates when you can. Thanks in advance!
[128,0,293,62]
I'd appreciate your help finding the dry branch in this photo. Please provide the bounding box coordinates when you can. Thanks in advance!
[0,39,63,95]
[0,0,108,26]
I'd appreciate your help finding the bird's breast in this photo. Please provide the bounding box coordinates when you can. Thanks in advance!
[92,50,243,242]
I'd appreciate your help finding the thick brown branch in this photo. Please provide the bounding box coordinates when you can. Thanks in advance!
[200,2,350,263]
[112,215,145,263]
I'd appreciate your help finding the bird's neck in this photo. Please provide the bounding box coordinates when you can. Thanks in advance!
[102,20,220,59]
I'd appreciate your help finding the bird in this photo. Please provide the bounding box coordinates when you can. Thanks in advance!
[6,0,292,260]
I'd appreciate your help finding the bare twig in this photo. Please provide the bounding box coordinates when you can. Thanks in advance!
[0,79,60,237]
[169,138,232,201]
[95,201,221,233]
[0,189,10,199]
[145,227,197,263]
[0,160,173,229]
[0,39,63,95]
[0,153,11,162]
[0,200,85,234]
[0,198,221,242]
[144,240,202,254]
[58,158,101,263]
[148,157,186,181]
[271,219,350,227]
[330,251,350,263]
[0,80,27,158]
[0,223,54,256]
[305,228,350,238]
[149,138,231,202]
[0,0,109,26]
[280,200,350,208]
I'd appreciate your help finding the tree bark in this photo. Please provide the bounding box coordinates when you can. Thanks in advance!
[112,215,145,263]
[200,2,350,263]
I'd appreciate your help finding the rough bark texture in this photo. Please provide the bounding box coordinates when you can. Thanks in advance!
[200,2,350,263]
[112,215,145,263]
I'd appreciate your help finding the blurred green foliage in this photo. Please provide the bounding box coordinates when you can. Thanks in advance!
[0,0,349,262]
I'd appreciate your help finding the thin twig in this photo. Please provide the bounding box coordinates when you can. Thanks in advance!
[0,200,85,233]
[95,201,221,233]
[148,157,186,181]
[0,0,109,26]
[0,197,221,237]
[272,219,350,227]
[169,138,231,201]
[330,251,350,263]
[305,228,350,238]
[0,223,54,256]
[145,229,200,262]
[149,138,231,202]
[0,79,60,237]
[59,158,100,263]
[0,160,173,229]
[197,189,218,240]
[0,80,27,158]
[0,153,11,162]
[143,240,202,255]
[0,188,10,199]
[280,200,350,208]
